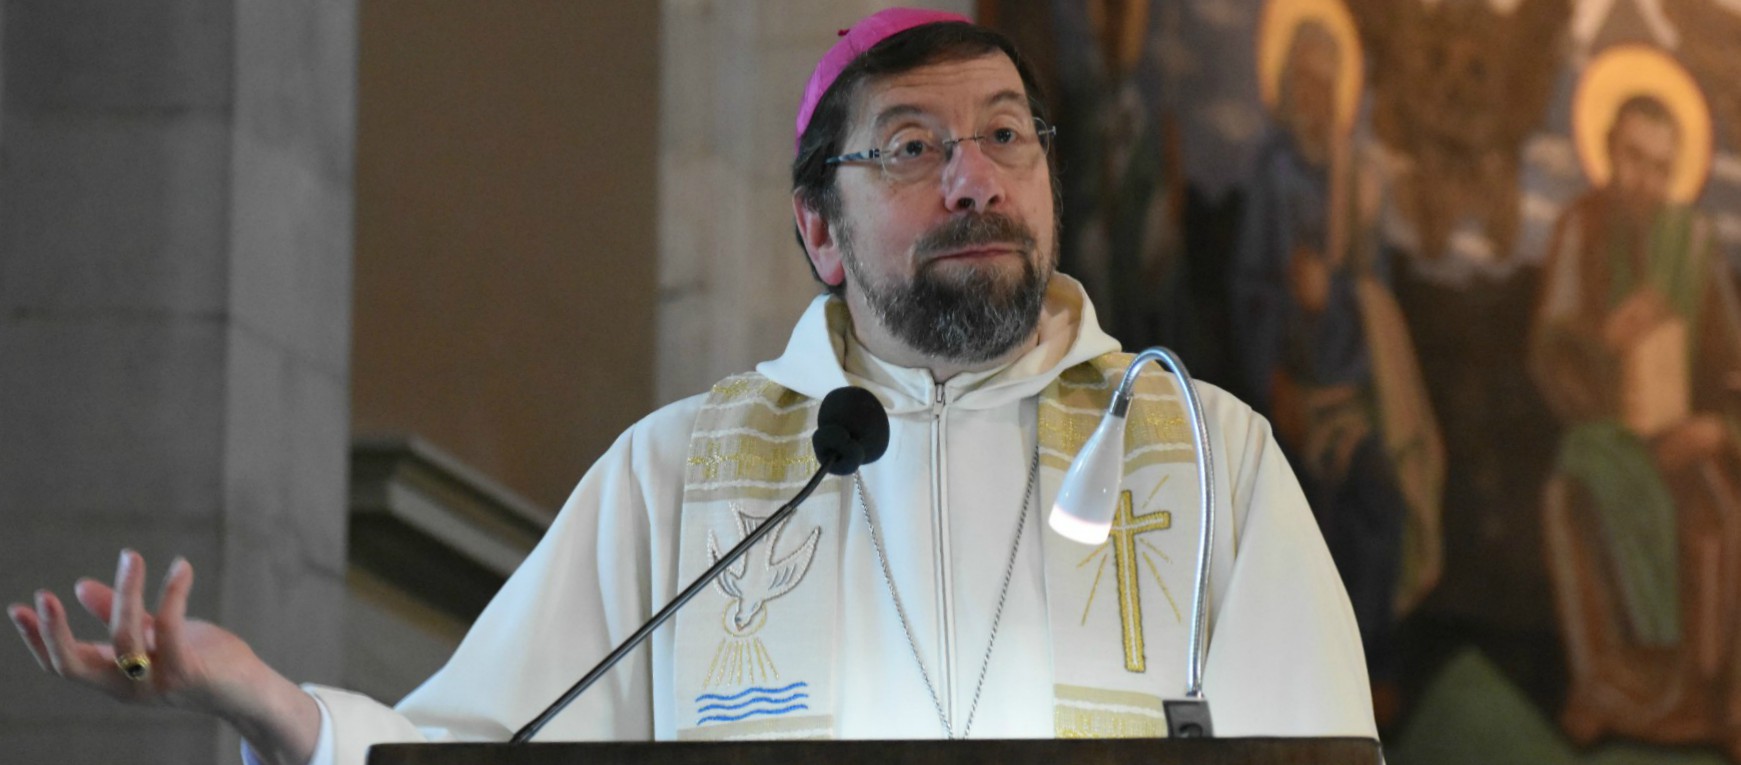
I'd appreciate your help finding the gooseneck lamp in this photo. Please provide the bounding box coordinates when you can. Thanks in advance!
[1047,346,1217,736]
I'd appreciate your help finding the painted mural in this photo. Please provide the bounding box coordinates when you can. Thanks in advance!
[983,0,1741,762]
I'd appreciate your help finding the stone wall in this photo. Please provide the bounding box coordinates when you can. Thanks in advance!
[0,2,356,761]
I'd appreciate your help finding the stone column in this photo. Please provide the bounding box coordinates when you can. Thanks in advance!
[656,0,972,404]
[0,1,356,762]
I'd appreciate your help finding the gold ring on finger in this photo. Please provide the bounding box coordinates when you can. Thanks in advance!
[116,651,151,681]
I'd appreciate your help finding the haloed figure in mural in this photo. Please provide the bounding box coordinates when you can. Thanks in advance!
[1235,0,1444,725]
[1532,46,1741,758]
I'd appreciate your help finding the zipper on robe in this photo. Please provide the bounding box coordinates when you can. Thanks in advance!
[931,381,958,734]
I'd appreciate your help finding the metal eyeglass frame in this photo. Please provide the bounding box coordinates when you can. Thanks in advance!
[823,117,1057,180]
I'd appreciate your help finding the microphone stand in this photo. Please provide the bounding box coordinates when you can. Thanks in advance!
[510,454,839,743]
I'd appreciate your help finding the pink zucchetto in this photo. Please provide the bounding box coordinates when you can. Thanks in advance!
[793,7,973,152]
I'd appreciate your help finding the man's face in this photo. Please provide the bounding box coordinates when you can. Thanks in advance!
[1606,111,1679,222]
[1281,30,1339,165]
[803,53,1059,364]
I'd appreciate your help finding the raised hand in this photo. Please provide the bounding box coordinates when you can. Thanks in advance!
[8,550,320,765]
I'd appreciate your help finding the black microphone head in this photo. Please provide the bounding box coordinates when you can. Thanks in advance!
[813,386,889,475]
[810,425,864,476]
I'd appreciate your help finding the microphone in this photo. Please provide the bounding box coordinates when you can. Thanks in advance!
[1046,347,1217,738]
[511,386,889,743]
[811,385,889,475]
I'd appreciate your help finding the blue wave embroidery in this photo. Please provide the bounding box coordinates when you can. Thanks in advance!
[693,682,813,727]
[694,681,808,703]
[697,704,810,726]
[697,692,809,714]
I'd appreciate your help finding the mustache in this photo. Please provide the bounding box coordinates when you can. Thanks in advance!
[913,212,1037,262]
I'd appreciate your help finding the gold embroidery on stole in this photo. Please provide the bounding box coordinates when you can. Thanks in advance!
[677,373,837,740]
[1044,352,1199,736]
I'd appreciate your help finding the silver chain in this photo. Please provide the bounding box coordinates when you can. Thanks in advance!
[855,447,1039,739]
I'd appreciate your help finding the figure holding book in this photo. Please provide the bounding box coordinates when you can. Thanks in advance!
[1529,46,1741,758]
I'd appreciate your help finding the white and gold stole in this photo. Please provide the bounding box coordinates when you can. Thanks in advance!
[672,354,1202,741]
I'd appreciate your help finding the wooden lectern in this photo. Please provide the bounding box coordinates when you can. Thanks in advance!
[368,737,1383,764]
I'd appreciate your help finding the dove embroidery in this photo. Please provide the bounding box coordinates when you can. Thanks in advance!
[709,510,823,632]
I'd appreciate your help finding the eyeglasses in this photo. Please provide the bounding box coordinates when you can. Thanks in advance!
[825,117,1057,183]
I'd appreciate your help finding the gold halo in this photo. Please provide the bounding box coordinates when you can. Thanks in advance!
[1256,0,1364,134]
[1572,44,1712,204]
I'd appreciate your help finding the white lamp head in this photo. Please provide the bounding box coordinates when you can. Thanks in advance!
[1047,412,1128,545]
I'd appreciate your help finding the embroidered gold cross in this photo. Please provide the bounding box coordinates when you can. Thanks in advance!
[1110,490,1171,672]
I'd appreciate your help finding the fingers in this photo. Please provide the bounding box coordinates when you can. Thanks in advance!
[154,557,191,661]
[12,552,188,694]
[33,590,110,684]
[9,603,52,671]
[110,550,148,659]
[74,578,115,623]
[76,577,164,651]
[34,591,74,675]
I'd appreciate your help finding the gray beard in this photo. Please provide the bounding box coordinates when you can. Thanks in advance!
[842,212,1053,365]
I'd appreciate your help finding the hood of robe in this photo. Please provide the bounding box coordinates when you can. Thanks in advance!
[755,273,1123,415]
